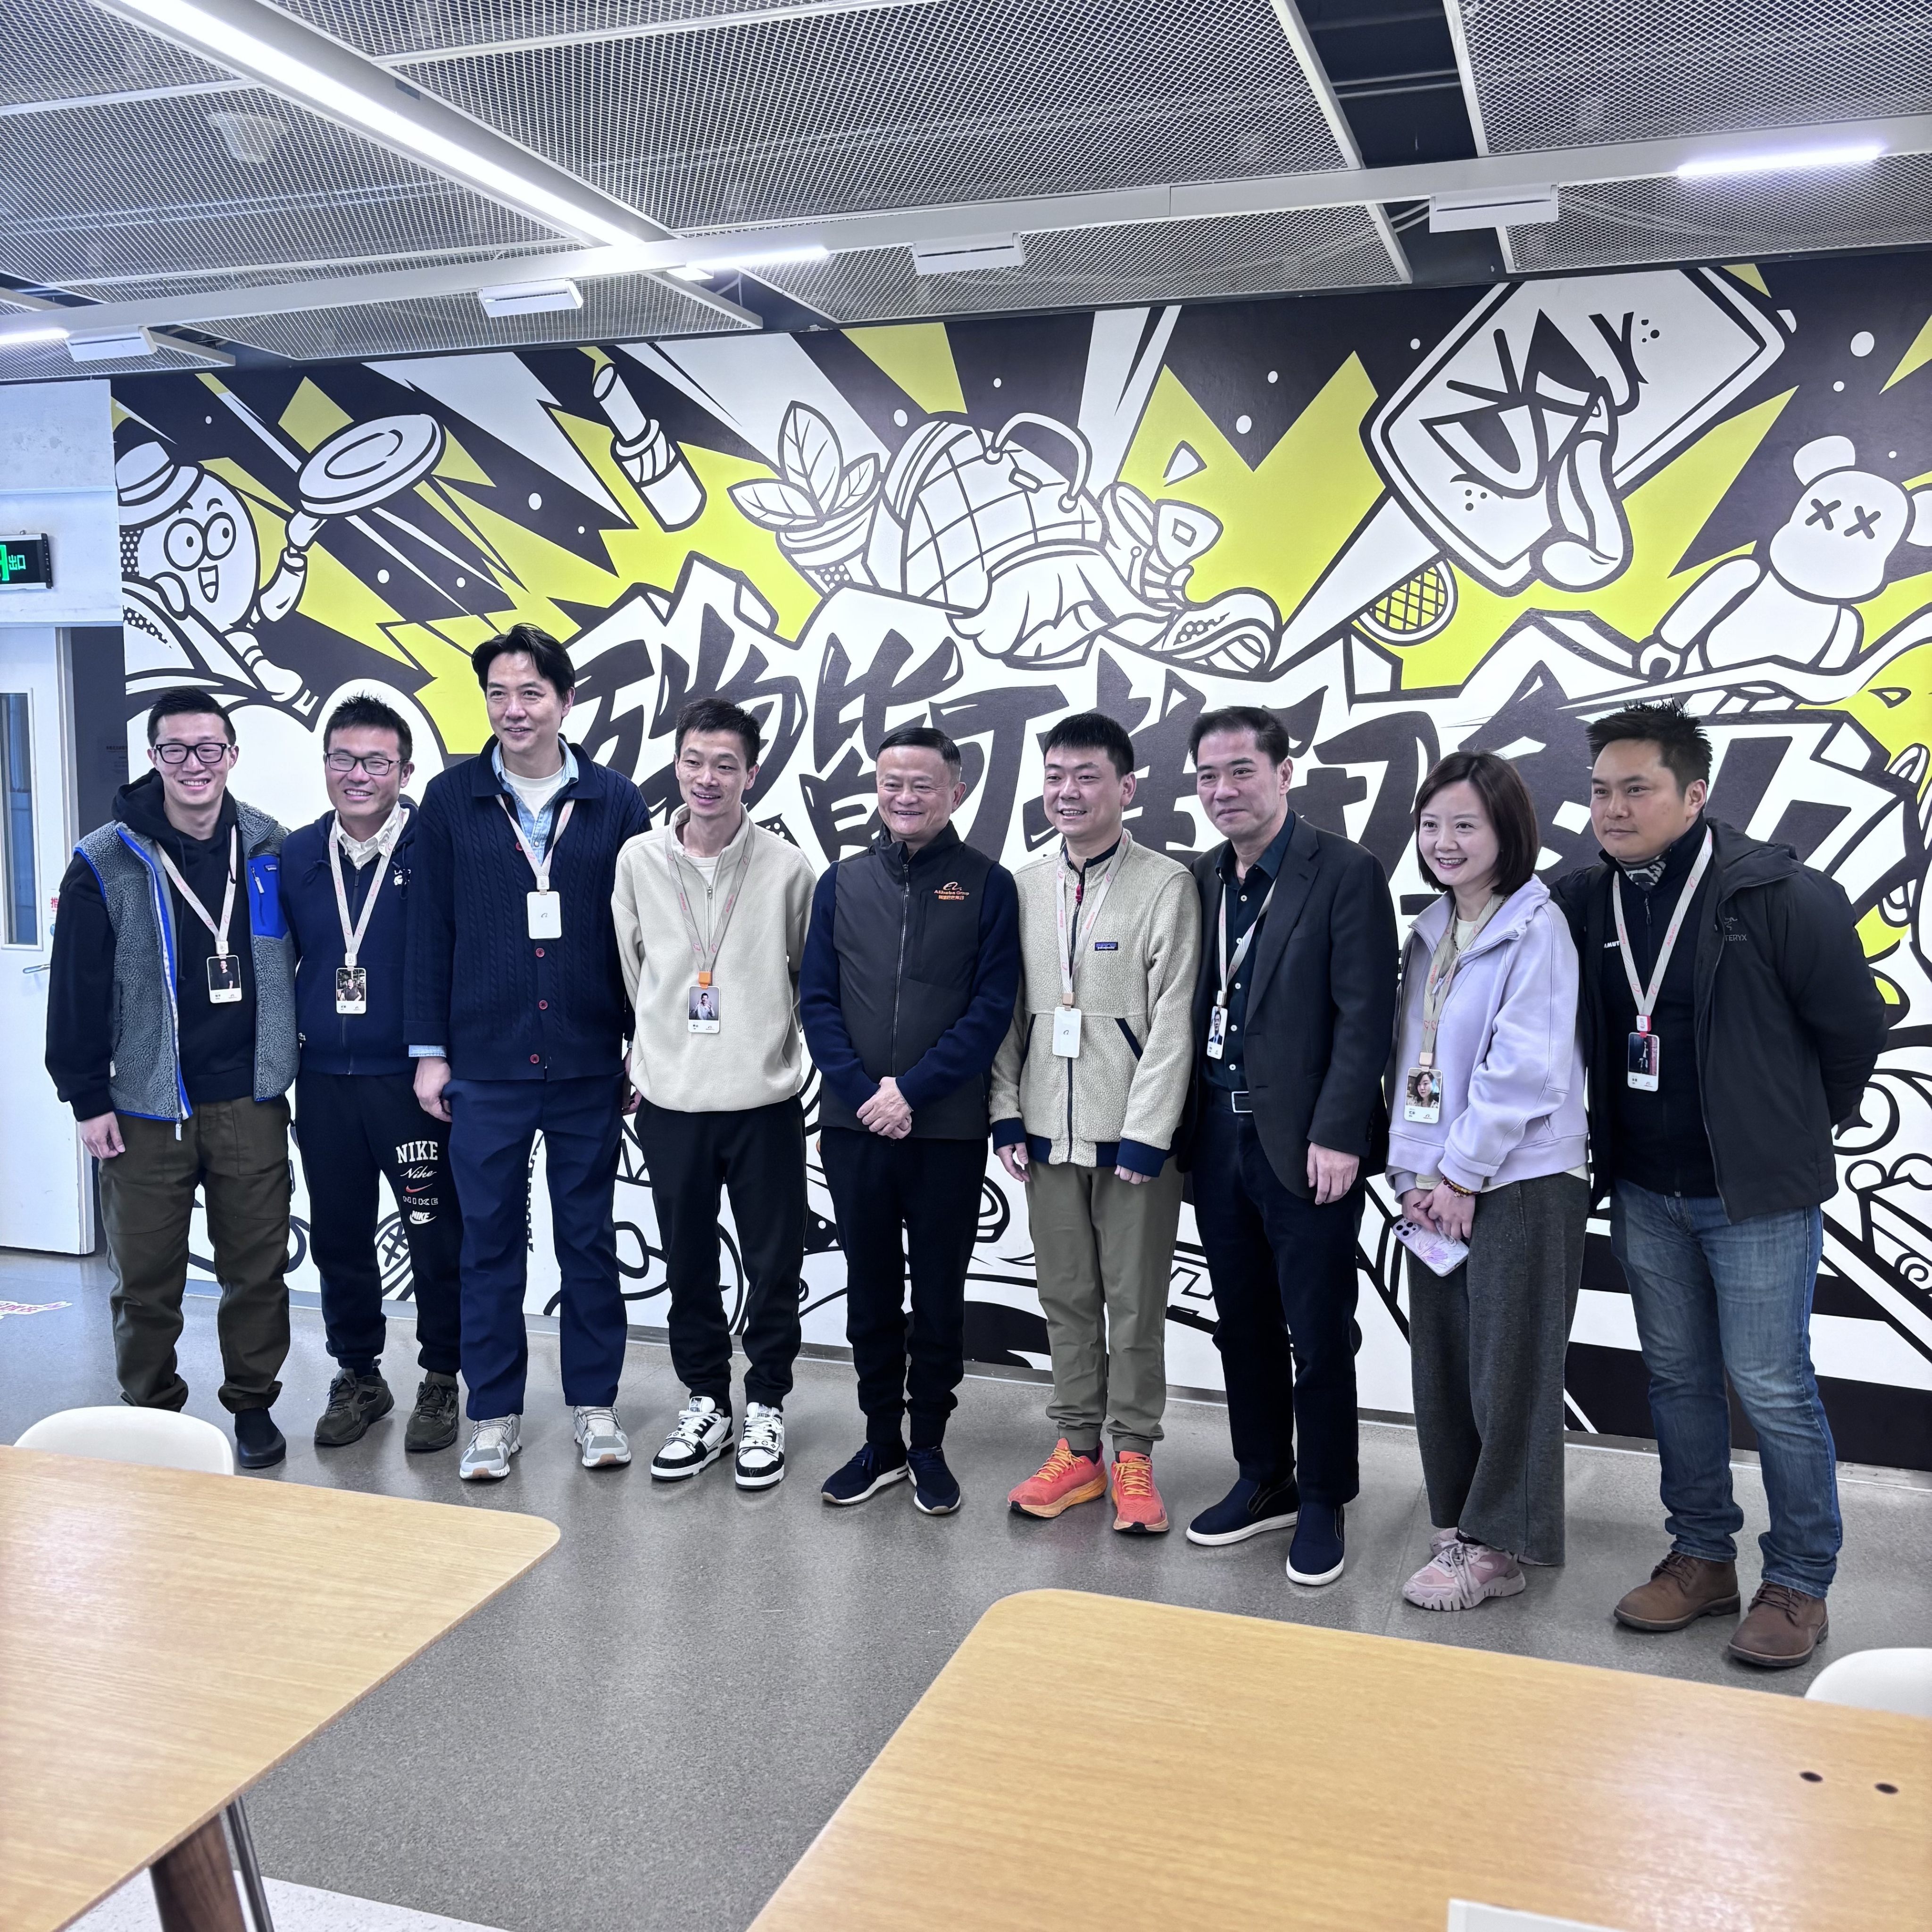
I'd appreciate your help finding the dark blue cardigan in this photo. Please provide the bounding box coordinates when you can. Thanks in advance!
[405,741,650,1082]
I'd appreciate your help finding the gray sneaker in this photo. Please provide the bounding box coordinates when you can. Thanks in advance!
[405,1372,461,1454]
[574,1405,632,1470]
[314,1370,393,1448]
[459,1414,521,1481]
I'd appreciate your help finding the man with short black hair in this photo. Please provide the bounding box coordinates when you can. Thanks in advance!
[612,697,817,1489]
[1557,700,1887,1667]
[993,711,1198,1533]
[408,625,651,1481]
[282,693,463,1454]
[800,723,1020,1516]
[46,687,296,1468]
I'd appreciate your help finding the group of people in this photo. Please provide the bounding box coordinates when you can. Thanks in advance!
[45,623,1885,1674]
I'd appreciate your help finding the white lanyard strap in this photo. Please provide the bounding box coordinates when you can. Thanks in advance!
[666,826,751,987]
[328,810,403,972]
[155,826,239,955]
[1054,834,1128,1007]
[1416,894,1502,1067]
[1613,830,1715,1033]
[499,793,575,893]
[1216,868,1276,1007]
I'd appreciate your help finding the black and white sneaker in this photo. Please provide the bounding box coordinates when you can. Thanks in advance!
[650,1394,732,1481]
[735,1402,786,1489]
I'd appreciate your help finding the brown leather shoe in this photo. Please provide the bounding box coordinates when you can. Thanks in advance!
[1729,1582,1829,1669]
[1613,1551,1740,1631]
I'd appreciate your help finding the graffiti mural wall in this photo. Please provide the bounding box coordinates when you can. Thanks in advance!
[108,252,1932,1469]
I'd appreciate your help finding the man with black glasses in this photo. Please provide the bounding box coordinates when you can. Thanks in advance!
[46,687,297,1468]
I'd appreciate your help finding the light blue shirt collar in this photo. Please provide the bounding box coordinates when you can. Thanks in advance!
[491,738,578,851]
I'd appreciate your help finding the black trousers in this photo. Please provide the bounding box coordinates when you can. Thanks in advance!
[820,1127,985,1450]
[294,1070,462,1378]
[634,1095,807,1409]
[1191,1098,1362,1506]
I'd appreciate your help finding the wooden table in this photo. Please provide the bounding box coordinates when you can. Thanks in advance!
[752,1589,1932,1932]
[0,1447,558,1932]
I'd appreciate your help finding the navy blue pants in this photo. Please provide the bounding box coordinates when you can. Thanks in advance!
[447,1073,628,1420]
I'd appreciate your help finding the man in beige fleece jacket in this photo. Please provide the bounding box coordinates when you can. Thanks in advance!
[612,698,816,1490]
[991,711,1199,1534]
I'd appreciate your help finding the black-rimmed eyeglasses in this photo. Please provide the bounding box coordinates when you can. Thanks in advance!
[153,741,233,766]
[325,752,400,776]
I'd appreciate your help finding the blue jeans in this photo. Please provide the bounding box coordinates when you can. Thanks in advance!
[1611,1182,1840,1597]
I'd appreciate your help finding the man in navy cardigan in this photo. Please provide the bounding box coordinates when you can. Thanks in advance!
[283,694,463,1456]
[406,626,650,1482]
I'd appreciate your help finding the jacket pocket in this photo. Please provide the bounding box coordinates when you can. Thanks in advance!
[248,855,287,940]
[1115,1017,1142,1059]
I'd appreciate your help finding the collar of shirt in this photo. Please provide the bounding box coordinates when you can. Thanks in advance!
[1062,836,1121,892]
[491,739,579,848]
[1217,810,1296,890]
[1610,812,1707,894]
[333,799,405,870]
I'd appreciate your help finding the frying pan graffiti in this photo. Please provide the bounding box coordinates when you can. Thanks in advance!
[126,252,1932,1469]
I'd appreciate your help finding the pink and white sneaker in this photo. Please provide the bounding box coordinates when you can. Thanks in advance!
[1402,1536,1526,1611]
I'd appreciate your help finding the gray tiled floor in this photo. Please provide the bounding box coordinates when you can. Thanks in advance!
[6,1249,1929,1932]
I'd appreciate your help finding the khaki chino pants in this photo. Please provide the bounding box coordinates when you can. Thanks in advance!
[100,1097,293,1414]
[1027,1158,1182,1456]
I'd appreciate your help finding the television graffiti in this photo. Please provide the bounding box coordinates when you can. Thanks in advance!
[122,251,1932,1469]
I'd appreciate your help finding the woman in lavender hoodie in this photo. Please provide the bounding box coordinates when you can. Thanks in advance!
[1388,751,1588,1612]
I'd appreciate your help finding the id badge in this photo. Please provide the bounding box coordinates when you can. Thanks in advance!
[688,983,721,1034]
[1051,1005,1083,1058]
[1627,1029,1661,1091]
[1205,1002,1227,1061]
[335,965,367,1016]
[206,952,242,1004]
[1403,1066,1442,1124]
[527,890,563,940]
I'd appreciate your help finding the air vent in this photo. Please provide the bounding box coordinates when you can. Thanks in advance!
[912,233,1026,275]
[477,277,583,316]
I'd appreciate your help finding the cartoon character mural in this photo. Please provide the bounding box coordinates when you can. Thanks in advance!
[109,252,1932,1470]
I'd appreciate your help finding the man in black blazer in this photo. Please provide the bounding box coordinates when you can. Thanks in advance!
[1180,706,1397,1586]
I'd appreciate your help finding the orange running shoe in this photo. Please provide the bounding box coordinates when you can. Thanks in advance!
[1110,1450,1170,1535]
[1008,1438,1107,1518]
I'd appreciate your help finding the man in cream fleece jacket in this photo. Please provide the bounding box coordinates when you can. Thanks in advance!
[991,712,1199,1534]
[611,698,816,1490]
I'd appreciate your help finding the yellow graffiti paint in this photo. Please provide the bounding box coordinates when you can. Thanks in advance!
[1724,263,1770,295]
[276,379,354,452]
[848,324,967,417]
[1882,310,1932,391]
[434,431,496,489]
[374,621,492,750]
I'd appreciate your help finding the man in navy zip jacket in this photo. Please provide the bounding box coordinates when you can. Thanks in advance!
[406,626,650,1482]
[800,723,1020,1516]
[282,694,462,1456]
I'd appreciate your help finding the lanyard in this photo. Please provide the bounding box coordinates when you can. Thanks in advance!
[666,824,751,988]
[499,793,575,892]
[1613,830,1715,1033]
[1054,834,1128,1007]
[328,808,404,972]
[1216,867,1276,1008]
[155,826,238,956]
[1416,894,1502,1067]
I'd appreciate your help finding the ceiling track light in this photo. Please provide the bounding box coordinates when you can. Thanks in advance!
[1676,141,1885,181]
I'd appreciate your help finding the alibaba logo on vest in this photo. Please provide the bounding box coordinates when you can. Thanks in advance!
[935,881,969,901]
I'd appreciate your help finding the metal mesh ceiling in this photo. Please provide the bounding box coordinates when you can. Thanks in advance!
[1449,0,1932,153]
[1505,152,1932,273]
[212,270,748,360]
[0,85,566,288]
[0,0,236,110]
[761,206,1402,322]
[400,0,1352,230]
[59,245,573,300]
[0,308,227,383]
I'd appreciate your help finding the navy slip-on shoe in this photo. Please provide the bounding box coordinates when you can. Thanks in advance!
[1186,1474,1300,1547]
[821,1441,909,1505]
[906,1444,961,1516]
[1286,1501,1346,1586]
[233,1406,286,1470]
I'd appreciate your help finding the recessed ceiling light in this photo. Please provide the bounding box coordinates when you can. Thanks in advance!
[1676,141,1883,181]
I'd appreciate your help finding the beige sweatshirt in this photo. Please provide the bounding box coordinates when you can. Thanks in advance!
[611,807,816,1114]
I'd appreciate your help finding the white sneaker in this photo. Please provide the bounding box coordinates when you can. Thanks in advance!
[460,1415,521,1481]
[573,1406,632,1470]
[735,1403,786,1490]
[650,1393,732,1481]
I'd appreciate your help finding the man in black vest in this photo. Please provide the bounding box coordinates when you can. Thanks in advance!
[799,724,1020,1516]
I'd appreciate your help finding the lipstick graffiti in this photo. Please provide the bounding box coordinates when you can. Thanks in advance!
[121,253,1932,1469]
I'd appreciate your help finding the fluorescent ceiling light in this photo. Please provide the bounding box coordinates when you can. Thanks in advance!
[671,245,830,282]
[67,327,161,362]
[478,278,583,317]
[0,325,69,349]
[1677,141,1883,181]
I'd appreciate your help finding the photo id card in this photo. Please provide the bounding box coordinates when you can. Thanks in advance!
[1051,1005,1083,1058]
[688,983,721,1034]
[1404,1066,1443,1124]
[1205,1002,1227,1061]
[206,952,242,1004]
[527,890,562,940]
[1627,1029,1661,1091]
[335,965,367,1016]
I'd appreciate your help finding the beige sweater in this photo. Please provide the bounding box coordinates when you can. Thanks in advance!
[990,833,1200,1171]
[612,808,816,1114]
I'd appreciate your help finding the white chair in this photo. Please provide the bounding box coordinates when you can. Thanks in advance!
[15,1405,275,1929]
[1805,1648,1932,1720]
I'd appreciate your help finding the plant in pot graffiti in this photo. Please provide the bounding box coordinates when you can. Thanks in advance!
[728,404,884,590]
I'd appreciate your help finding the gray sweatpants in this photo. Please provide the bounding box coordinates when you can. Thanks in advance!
[1407,1171,1587,1566]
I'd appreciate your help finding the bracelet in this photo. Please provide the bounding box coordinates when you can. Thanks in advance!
[1439,1176,1477,1198]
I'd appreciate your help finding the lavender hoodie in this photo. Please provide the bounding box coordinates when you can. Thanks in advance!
[1386,877,1587,1195]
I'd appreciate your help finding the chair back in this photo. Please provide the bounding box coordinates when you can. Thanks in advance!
[1805,1648,1932,1720]
[15,1405,235,1475]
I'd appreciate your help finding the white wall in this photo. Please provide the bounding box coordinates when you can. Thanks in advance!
[0,380,119,626]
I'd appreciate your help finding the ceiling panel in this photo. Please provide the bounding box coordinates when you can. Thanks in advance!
[399,0,1352,230]
[58,246,573,300]
[0,302,227,382]
[759,206,1402,322]
[1449,0,1932,154]
[0,0,236,109]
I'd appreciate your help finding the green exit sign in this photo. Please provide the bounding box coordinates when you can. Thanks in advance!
[0,534,52,589]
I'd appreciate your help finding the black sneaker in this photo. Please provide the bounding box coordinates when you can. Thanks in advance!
[234,1407,286,1470]
[314,1370,394,1448]
[907,1444,961,1516]
[821,1441,909,1505]
[1185,1474,1300,1547]
[405,1372,460,1453]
